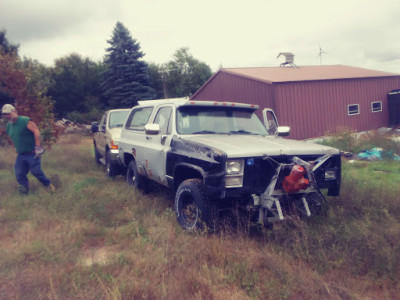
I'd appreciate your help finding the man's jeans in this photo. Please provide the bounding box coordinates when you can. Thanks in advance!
[15,153,50,193]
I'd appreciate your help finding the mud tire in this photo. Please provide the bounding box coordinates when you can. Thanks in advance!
[127,160,147,192]
[105,151,120,177]
[94,143,101,165]
[175,179,217,231]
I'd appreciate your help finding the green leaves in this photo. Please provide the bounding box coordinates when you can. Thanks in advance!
[102,22,155,108]
[150,47,212,99]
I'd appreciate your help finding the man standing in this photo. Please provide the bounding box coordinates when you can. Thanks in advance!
[2,104,55,194]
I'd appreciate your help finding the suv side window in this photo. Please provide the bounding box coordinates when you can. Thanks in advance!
[99,113,107,131]
[154,106,172,134]
[125,107,153,130]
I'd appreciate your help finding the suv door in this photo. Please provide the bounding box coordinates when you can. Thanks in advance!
[144,105,173,186]
[120,106,154,176]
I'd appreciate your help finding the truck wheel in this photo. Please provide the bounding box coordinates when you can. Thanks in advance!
[175,179,217,231]
[127,160,146,191]
[94,143,101,165]
[105,151,120,177]
[296,192,325,218]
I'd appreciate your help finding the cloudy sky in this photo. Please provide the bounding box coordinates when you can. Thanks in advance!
[1,0,400,73]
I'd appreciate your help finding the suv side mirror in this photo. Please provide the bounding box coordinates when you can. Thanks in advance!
[91,122,99,133]
[276,126,291,137]
[262,108,279,135]
[145,123,161,135]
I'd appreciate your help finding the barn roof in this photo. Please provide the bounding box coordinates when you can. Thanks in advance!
[221,65,399,84]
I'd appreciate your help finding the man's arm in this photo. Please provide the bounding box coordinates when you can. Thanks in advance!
[0,128,13,146]
[26,120,41,146]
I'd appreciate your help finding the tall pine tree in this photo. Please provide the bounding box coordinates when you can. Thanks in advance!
[102,22,155,108]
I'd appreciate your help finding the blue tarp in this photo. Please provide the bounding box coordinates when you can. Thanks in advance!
[357,147,400,161]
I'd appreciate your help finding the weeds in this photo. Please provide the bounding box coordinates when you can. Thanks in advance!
[319,128,400,155]
[0,133,400,299]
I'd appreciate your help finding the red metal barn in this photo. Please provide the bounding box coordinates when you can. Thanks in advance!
[190,65,400,140]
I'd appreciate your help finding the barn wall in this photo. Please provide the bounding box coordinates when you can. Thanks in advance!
[191,72,276,109]
[192,70,400,140]
[276,77,400,139]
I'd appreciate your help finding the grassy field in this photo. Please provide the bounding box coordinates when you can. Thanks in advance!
[0,133,399,299]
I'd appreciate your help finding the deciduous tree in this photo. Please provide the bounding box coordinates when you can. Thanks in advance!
[163,47,212,98]
[47,53,105,118]
[0,31,61,146]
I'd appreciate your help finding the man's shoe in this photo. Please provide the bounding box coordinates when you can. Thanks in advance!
[47,184,56,193]
[18,185,29,195]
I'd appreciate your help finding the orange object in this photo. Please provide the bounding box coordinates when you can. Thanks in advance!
[282,165,310,193]
[110,139,118,150]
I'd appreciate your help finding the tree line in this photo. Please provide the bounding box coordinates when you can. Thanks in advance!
[0,22,212,144]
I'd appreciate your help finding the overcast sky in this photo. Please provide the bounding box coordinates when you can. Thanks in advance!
[1,0,400,73]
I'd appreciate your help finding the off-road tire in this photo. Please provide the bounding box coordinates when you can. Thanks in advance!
[105,150,120,177]
[307,192,325,216]
[94,142,101,165]
[175,178,218,231]
[127,160,147,191]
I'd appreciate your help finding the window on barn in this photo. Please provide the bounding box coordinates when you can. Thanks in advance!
[371,101,382,113]
[347,104,360,116]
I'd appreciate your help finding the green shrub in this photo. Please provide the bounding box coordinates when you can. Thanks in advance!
[319,130,400,155]
[66,109,104,124]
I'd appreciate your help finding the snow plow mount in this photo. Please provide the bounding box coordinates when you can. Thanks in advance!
[253,154,331,224]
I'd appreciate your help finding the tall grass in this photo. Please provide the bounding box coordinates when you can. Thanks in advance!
[0,133,399,299]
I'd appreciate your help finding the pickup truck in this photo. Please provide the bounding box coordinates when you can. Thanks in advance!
[118,99,341,231]
[91,109,130,177]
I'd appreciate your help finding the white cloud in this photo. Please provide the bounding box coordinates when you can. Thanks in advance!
[1,0,400,73]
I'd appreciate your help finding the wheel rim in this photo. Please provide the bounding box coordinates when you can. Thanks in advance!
[180,193,199,228]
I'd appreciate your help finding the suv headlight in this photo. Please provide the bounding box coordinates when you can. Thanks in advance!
[226,159,244,187]
[226,160,243,175]
[325,169,337,180]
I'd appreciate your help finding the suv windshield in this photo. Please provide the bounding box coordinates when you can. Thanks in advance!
[109,110,129,128]
[177,106,268,135]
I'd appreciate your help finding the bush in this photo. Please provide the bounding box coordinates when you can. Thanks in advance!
[66,109,103,124]
[319,129,400,155]
[65,111,84,123]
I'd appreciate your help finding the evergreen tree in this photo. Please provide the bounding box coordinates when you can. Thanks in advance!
[102,22,155,108]
[0,29,19,55]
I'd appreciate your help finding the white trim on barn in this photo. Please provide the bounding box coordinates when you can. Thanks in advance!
[371,101,382,113]
[347,104,360,116]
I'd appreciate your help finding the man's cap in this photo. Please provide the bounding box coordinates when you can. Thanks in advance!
[1,104,16,114]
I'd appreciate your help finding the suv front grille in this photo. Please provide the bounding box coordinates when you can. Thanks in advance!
[241,155,323,194]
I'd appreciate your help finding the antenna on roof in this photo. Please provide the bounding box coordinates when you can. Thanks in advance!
[277,52,297,68]
[318,45,327,65]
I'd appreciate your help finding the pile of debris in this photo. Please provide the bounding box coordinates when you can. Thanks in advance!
[350,128,400,161]
[305,127,400,161]
[56,119,91,134]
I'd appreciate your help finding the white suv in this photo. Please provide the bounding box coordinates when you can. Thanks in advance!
[118,99,341,231]
[91,109,130,177]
